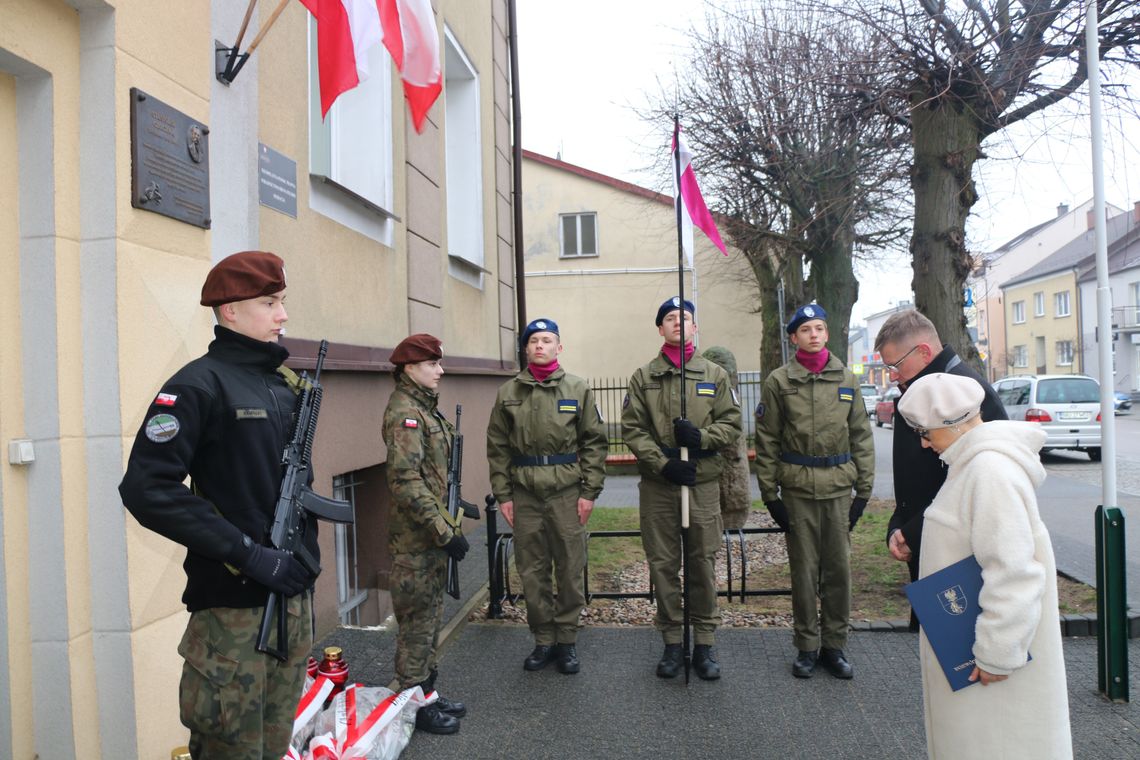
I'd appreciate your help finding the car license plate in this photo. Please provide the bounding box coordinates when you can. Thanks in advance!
[1057,411,1090,421]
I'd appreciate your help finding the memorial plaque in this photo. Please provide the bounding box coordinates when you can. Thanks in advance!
[258,142,298,218]
[130,87,211,228]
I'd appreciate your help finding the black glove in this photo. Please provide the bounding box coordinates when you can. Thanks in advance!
[849,497,868,532]
[444,533,470,561]
[236,541,310,596]
[766,499,790,532]
[661,458,697,487]
[672,417,703,449]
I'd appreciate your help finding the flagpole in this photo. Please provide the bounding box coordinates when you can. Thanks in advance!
[673,113,692,685]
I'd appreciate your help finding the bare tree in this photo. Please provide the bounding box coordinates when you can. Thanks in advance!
[830,0,1140,370]
[652,5,912,371]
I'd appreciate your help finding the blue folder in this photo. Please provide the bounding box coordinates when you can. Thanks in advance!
[905,555,985,691]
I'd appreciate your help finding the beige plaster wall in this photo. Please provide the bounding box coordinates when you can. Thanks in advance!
[1004,271,1081,375]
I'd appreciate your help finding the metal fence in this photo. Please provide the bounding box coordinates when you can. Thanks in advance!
[589,374,764,455]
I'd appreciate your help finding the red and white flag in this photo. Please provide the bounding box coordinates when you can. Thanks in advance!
[300,0,443,133]
[673,124,727,263]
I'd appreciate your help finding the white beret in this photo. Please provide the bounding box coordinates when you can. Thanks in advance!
[896,373,985,430]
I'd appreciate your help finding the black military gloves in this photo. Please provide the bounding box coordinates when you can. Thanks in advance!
[672,418,703,449]
[234,539,311,596]
[849,497,868,531]
[765,499,790,532]
[444,533,470,561]
[661,458,697,487]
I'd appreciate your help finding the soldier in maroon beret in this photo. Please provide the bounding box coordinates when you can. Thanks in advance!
[120,250,313,757]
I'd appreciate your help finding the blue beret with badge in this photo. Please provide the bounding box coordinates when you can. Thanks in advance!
[655,296,696,326]
[785,303,828,334]
[521,317,560,346]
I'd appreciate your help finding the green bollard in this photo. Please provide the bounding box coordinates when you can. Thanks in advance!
[1095,505,1129,702]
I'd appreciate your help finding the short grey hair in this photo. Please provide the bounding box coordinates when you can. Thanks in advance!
[874,310,940,352]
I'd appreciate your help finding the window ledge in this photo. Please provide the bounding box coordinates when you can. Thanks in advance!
[311,173,401,223]
[448,253,491,275]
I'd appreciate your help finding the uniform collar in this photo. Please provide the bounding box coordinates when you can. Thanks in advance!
[207,325,289,370]
[649,351,707,377]
[396,373,439,409]
[516,366,565,385]
[785,351,844,381]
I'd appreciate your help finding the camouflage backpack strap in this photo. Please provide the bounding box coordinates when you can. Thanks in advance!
[276,364,312,395]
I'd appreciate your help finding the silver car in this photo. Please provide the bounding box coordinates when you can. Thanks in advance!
[992,374,1102,460]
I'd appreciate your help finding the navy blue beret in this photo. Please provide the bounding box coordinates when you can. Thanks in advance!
[521,317,559,346]
[786,303,828,334]
[655,297,696,326]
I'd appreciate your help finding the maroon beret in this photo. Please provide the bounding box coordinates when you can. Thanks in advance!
[200,251,287,306]
[390,333,443,367]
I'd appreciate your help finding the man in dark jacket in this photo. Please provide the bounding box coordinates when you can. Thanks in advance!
[119,251,315,759]
[874,310,1006,586]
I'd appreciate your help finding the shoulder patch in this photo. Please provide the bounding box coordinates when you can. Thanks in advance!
[403,418,419,428]
[838,386,855,403]
[622,394,630,409]
[154,392,178,407]
[145,413,180,443]
[755,402,765,420]
[595,403,605,423]
[731,388,740,406]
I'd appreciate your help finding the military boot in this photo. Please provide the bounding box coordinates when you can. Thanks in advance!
[555,643,580,675]
[820,648,854,679]
[523,644,555,671]
[423,671,466,717]
[792,649,818,678]
[414,703,460,735]
[692,644,721,680]
[656,643,683,679]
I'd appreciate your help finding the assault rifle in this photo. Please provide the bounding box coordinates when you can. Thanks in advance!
[256,340,354,661]
[445,404,480,599]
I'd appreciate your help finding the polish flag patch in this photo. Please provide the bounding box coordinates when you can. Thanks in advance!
[154,392,178,407]
[403,418,419,428]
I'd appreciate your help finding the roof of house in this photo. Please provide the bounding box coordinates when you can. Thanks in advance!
[1001,208,1138,289]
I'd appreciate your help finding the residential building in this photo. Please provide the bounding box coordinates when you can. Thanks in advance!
[1077,204,1140,393]
[521,150,763,380]
[1001,206,1139,380]
[855,301,914,389]
[969,200,1117,381]
[1,1,515,756]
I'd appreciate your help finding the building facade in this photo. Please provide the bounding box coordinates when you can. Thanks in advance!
[0,1,516,756]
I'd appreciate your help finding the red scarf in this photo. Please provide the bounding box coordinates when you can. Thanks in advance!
[795,347,830,374]
[661,342,696,368]
[528,359,560,383]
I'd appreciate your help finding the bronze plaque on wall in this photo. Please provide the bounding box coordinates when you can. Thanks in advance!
[129,87,211,228]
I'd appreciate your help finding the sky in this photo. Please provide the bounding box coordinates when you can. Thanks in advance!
[515,0,1140,324]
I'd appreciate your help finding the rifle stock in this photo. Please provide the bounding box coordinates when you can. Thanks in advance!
[256,340,354,661]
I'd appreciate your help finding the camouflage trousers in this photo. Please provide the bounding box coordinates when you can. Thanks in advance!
[178,592,312,760]
[391,550,446,688]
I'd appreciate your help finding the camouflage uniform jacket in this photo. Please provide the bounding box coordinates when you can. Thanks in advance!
[383,374,455,554]
[754,352,874,502]
[621,351,743,484]
[486,367,608,503]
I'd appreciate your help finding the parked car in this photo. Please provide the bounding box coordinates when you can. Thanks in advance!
[859,383,881,416]
[1114,391,1132,414]
[992,375,1102,460]
[875,387,901,427]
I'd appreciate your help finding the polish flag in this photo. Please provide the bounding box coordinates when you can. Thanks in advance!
[672,124,727,263]
[300,0,443,133]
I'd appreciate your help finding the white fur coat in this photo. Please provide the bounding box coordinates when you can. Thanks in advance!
[918,421,1072,759]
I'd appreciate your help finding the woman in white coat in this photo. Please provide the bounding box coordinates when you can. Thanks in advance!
[897,373,1072,760]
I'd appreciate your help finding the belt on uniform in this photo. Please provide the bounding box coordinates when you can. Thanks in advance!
[660,447,719,460]
[511,453,579,466]
[779,451,851,467]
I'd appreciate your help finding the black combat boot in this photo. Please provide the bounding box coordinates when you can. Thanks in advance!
[792,649,818,678]
[414,703,460,735]
[692,644,721,680]
[656,643,684,678]
[524,644,555,671]
[423,671,466,718]
[820,648,854,679]
[555,643,580,675]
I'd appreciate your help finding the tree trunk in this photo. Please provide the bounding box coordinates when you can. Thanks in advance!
[806,228,859,367]
[908,97,985,374]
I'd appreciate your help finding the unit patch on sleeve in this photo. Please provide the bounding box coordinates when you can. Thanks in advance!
[731,388,740,406]
[838,387,855,403]
[558,399,580,414]
[755,402,766,420]
[622,394,630,409]
[144,413,180,443]
[403,418,420,428]
[154,392,178,407]
[595,403,605,423]
[695,382,716,397]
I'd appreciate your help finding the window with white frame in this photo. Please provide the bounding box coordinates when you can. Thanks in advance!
[1033,291,1045,317]
[1129,282,1140,326]
[308,19,394,243]
[1012,300,1026,324]
[1056,340,1074,366]
[1013,345,1028,368]
[1054,290,1071,317]
[444,27,485,286]
[560,213,598,257]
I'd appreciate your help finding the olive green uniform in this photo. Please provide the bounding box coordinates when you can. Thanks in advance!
[621,352,742,645]
[486,367,608,644]
[383,374,458,688]
[754,353,874,651]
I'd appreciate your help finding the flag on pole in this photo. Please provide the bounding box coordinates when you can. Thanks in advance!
[301,0,443,133]
[672,126,727,263]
